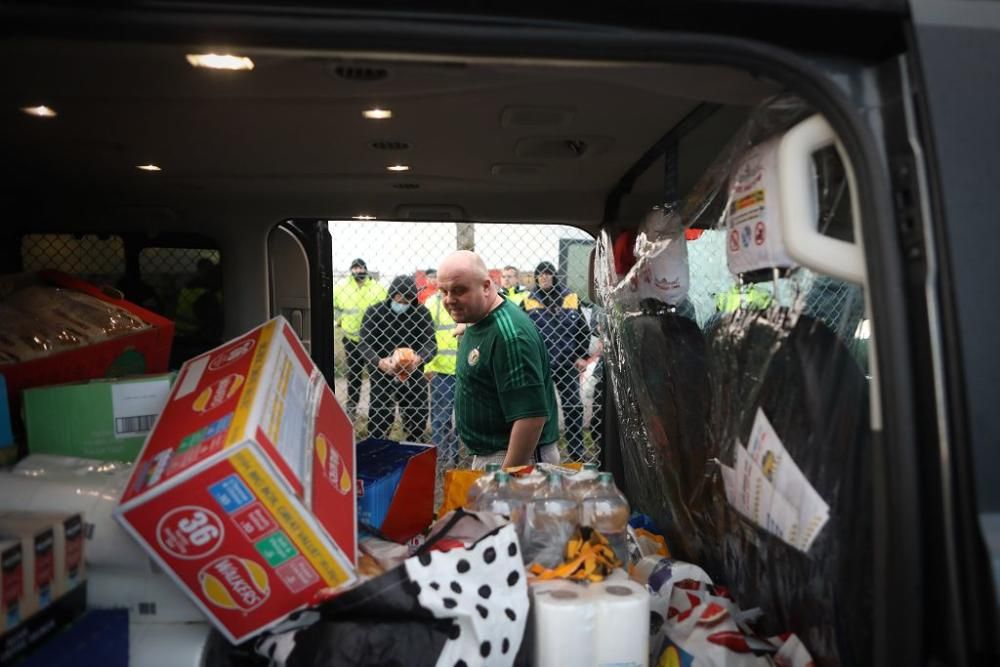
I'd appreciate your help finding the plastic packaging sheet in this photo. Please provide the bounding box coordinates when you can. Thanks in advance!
[0,277,150,366]
[595,95,871,664]
[0,454,153,571]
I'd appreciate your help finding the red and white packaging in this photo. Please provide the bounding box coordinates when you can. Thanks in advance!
[0,538,25,632]
[0,512,86,617]
[115,317,357,643]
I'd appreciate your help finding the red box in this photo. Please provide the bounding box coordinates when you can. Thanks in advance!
[356,439,437,543]
[0,270,174,401]
[115,317,357,643]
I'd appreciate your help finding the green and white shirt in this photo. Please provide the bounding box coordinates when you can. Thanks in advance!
[455,297,559,454]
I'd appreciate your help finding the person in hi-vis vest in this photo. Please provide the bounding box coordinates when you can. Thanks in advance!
[423,290,461,465]
[500,265,529,307]
[333,258,387,416]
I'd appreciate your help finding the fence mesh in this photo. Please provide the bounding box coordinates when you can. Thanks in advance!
[329,221,602,469]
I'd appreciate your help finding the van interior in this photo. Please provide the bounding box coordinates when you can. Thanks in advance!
[0,5,992,665]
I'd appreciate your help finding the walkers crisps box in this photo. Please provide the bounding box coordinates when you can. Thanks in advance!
[115,317,357,643]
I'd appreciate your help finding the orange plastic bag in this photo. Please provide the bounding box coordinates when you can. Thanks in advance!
[437,468,483,517]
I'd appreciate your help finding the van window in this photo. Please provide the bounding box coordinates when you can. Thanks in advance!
[328,220,602,468]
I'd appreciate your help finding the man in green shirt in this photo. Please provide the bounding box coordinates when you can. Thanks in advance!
[437,250,560,468]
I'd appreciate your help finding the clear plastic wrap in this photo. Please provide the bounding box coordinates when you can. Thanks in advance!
[0,279,150,365]
[596,95,871,664]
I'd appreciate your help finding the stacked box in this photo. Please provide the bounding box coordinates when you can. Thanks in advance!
[115,317,357,643]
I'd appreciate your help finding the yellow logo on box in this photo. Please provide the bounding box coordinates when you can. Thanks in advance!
[199,555,270,611]
[316,433,352,496]
[193,374,245,413]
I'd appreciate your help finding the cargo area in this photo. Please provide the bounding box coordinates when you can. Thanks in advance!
[0,2,993,665]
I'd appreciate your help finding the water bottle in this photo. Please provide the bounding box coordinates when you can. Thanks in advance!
[523,472,580,568]
[566,462,600,501]
[580,472,630,566]
[476,472,525,534]
[466,462,501,508]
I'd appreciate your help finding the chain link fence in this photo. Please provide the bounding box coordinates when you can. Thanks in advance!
[329,221,603,468]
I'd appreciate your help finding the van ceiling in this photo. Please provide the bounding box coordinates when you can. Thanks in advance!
[0,38,778,230]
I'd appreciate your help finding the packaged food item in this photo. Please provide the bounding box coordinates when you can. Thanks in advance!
[115,317,357,644]
[390,347,419,381]
[0,271,173,421]
[1,538,26,632]
[0,511,86,614]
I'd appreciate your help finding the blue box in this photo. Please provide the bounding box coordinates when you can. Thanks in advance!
[356,439,436,543]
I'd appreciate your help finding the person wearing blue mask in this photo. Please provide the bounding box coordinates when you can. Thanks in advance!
[359,275,436,441]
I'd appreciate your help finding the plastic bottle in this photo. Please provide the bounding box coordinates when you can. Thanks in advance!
[565,462,600,501]
[512,468,546,501]
[523,472,580,568]
[580,472,630,566]
[465,462,501,508]
[475,472,526,534]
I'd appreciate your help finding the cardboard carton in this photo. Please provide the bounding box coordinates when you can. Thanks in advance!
[23,374,174,461]
[357,439,436,543]
[115,317,357,643]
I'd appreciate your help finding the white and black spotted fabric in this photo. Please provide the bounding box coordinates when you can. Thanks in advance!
[256,609,320,665]
[404,523,529,667]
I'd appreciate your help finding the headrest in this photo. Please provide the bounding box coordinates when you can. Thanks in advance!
[725,136,796,276]
[634,208,690,306]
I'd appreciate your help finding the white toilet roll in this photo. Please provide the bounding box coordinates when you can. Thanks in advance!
[593,579,650,667]
[88,568,205,624]
[531,578,651,667]
[129,622,212,667]
[0,471,153,571]
[531,580,598,666]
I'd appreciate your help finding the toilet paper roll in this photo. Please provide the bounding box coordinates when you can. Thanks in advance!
[129,622,212,667]
[531,580,598,666]
[593,579,650,667]
[88,568,205,624]
[0,472,153,571]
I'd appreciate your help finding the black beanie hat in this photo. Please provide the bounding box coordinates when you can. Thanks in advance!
[534,261,557,283]
[350,258,367,270]
[389,275,418,302]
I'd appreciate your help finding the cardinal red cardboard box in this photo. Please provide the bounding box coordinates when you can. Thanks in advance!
[115,317,357,643]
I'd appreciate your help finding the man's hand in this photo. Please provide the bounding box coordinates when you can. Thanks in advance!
[377,357,396,375]
[574,357,589,373]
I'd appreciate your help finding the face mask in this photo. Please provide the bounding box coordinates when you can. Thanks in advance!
[353,272,367,281]
[390,301,410,314]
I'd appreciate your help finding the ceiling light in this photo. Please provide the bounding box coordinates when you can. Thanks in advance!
[21,105,57,118]
[352,214,376,221]
[137,164,162,172]
[185,53,255,71]
[363,108,392,120]
[386,164,410,172]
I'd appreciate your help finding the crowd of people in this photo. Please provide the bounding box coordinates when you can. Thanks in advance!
[332,254,604,467]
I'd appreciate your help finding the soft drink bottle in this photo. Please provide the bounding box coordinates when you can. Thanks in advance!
[523,472,580,567]
[465,462,501,508]
[580,472,630,566]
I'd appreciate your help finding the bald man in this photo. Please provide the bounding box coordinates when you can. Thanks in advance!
[437,250,560,468]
